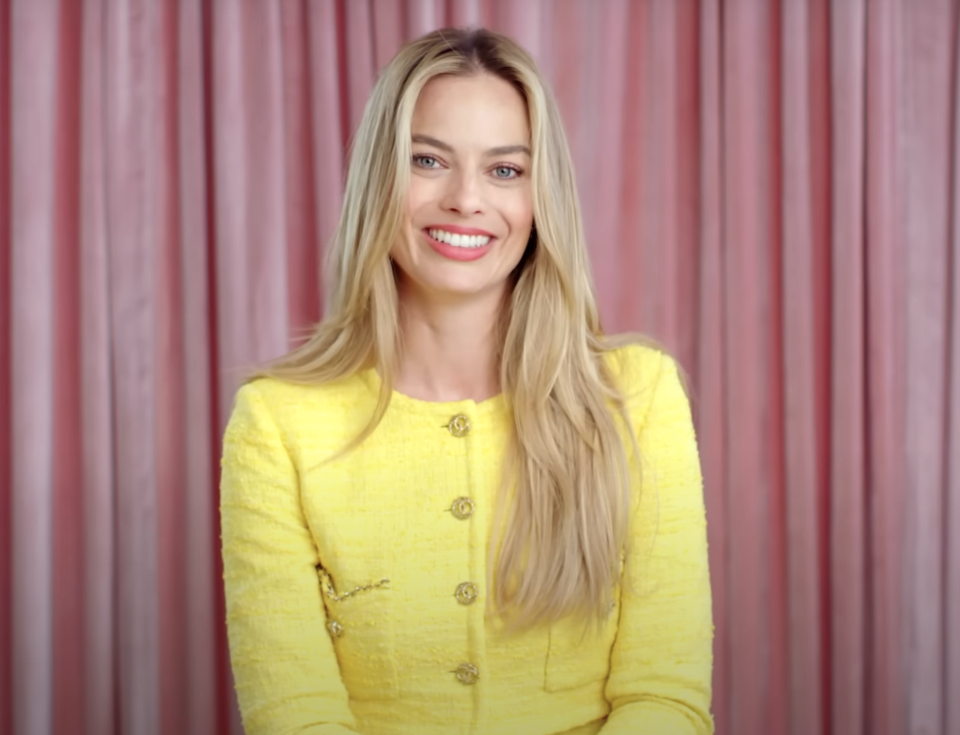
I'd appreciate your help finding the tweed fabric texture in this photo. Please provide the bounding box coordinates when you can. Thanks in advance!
[220,345,714,735]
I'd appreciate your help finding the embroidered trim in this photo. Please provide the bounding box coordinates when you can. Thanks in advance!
[318,568,390,602]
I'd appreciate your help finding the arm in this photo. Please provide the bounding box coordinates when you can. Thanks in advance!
[220,382,358,735]
[600,353,714,734]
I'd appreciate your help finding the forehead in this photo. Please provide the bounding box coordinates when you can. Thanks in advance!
[411,73,530,147]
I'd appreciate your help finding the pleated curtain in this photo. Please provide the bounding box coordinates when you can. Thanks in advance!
[0,1,957,735]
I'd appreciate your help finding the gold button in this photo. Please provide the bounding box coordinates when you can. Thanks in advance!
[454,662,479,685]
[447,414,470,437]
[455,582,478,605]
[326,620,344,638]
[450,497,475,520]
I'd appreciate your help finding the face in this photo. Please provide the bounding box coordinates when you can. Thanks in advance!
[391,72,534,303]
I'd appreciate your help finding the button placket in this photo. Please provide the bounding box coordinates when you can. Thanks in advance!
[444,411,482,688]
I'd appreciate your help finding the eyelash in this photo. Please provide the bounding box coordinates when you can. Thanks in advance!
[412,155,524,180]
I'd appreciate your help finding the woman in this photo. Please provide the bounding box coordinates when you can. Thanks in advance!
[220,27,713,735]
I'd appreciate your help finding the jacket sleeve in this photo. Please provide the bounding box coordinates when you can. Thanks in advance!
[599,352,715,734]
[220,382,359,735]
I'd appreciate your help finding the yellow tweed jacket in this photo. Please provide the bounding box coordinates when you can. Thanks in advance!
[220,345,713,735]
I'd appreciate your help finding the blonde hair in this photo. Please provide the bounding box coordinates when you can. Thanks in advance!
[261,28,640,629]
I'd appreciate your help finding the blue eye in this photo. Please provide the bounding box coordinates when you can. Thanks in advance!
[493,165,521,179]
[413,155,441,169]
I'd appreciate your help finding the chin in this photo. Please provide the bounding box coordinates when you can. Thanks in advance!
[428,279,497,298]
[408,271,505,300]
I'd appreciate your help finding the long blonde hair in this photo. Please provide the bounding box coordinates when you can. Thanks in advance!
[262,28,639,629]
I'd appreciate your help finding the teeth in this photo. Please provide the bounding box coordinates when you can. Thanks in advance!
[428,228,491,248]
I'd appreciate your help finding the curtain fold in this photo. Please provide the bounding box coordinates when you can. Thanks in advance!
[10,2,60,734]
[829,2,868,734]
[781,2,828,734]
[78,1,114,732]
[1,2,957,734]
[696,4,727,734]
[865,3,905,735]
[0,0,9,730]
[902,3,958,735]
[0,3,13,732]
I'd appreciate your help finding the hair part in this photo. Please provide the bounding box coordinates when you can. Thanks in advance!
[257,27,642,630]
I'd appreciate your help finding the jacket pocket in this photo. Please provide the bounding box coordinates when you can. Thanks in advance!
[544,600,620,692]
[318,568,400,700]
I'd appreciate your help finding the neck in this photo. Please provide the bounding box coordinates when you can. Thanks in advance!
[393,281,506,403]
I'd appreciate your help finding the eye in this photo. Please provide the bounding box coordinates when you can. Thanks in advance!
[492,165,522,180]
[413,154,442,169]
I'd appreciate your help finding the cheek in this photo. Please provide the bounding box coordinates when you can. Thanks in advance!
[405,177,435,223]
[393,182,430,256]
[504,191,534,239]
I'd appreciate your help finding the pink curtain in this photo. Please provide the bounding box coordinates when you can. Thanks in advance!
[1,1,957,734]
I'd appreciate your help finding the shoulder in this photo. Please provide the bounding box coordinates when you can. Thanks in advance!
[602,340,692,435]
[602,339,679,401]
[226,373,375,446]
[603,340,669,386]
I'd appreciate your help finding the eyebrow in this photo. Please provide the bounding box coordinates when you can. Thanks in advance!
[411,133,531,157]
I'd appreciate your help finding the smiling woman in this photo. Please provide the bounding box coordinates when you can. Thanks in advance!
[219,27,714,735]
[393,73,533,307]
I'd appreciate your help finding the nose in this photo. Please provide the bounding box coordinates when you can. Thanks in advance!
[440,169,483,215]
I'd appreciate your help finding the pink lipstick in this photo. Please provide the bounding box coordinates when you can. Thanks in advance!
[422,226,495,262]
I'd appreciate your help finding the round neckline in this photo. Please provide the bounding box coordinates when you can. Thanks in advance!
[358,368,507,419]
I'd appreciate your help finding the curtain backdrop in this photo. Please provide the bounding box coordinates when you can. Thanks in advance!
[1,1,958,734]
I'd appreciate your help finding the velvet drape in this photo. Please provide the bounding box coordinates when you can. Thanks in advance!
[1,1,957,734]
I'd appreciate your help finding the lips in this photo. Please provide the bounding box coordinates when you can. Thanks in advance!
[422,227,495,262]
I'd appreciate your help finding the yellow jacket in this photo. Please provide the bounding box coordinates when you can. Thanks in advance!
[220,345,713,735]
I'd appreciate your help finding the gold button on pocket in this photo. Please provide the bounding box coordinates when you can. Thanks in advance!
[450,497,475,520]
[315,567,399,696]
[454,582,478,605]
[326,620,344,638]
[447,414,471,437]
[454,662,479,685]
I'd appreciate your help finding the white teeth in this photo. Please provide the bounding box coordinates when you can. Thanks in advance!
[428,228,491,248]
